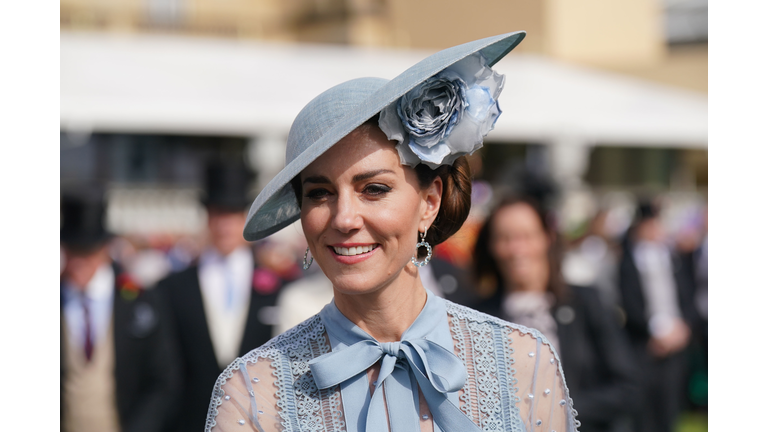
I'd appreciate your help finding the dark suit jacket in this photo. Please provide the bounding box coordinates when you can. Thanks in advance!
[60,264,181,432]
[617,239,698,347]
[617,239,699,432]
[475,285,640,432]
[156,263,282,432]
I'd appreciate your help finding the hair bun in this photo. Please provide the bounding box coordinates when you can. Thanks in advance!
[416,156,473,248]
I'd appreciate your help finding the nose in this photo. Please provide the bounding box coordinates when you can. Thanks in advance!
[330,191,363,233]
[497,237,524,260]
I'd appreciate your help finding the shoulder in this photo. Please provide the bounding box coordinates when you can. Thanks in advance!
[567,285,601,307]
[232,312,326,365]
[155,265,199,292]
[444,299,579,431]
[443,299,556,350]
[445,298,541,335]
[207,313,326,427]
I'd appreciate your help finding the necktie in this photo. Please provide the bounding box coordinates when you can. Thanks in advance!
[82,295,93,362]
[309,292,482,432]
[224,262,235,310]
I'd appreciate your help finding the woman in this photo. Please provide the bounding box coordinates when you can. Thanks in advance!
[206,32,579,432]
[473,195,639,432]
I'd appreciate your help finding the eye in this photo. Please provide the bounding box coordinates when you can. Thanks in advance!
[305,188,331,201]
[362,184,392,196]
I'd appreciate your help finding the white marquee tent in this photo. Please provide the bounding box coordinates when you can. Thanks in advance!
[61,32,707,148]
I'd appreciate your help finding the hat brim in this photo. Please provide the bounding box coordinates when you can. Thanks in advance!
[244,31,526,241]
[60,230,114,252]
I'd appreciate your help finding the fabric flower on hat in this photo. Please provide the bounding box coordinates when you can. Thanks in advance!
[379,52,505,169]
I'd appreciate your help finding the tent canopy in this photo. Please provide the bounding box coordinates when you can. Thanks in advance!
[61,32,707,149]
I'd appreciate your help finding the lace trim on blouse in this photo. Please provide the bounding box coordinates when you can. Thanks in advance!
[206,300,579,432]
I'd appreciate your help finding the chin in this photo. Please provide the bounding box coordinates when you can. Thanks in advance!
[325,273,383,296]
[318,256,407,297]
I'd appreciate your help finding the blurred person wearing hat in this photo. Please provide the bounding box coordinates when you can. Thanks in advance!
[156,160,291,432]
[206,32,579,432]
[60,191,181,432]
[618,200,698,432]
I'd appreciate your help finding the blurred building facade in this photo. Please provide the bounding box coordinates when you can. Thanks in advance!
[61,0,707,93]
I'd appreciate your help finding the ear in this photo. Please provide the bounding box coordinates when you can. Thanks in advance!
[420,175,443,232]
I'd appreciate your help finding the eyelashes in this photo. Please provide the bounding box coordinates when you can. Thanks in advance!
[363,184,392,195]
[305,188,330,200]
[304,184,392,201]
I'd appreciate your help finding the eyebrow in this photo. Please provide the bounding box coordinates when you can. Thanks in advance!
[352,169,395,183]
[302,175,330,185]
[302,169,395,185]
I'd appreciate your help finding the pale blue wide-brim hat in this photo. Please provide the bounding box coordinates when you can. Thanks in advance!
[244,31,526,241]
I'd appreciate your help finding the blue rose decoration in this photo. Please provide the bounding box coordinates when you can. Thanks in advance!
[379,52,505,169]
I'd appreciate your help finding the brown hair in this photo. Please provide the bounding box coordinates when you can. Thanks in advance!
[414,157,472,249]
[290,116,473,253]
[472,195,568,304]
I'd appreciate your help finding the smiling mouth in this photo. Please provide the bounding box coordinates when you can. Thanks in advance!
[331,244,378,256]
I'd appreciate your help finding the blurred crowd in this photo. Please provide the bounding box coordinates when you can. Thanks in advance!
[60,160,707,432]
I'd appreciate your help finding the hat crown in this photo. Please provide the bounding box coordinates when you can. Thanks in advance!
[204,160,254,210]
[286,77,389,164]
[60,193,110,248]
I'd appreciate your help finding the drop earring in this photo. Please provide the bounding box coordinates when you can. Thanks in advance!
[303,247,314,270]
[411,228,432,267]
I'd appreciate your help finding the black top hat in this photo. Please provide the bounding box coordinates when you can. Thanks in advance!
[202,160,255,212]
[60,191,112,251]
[635,199,660,222]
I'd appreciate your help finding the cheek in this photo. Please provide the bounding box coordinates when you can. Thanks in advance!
[365,198,423,259]
[491,238,515,262]
[377,207,412,232]
[301,206,329,241]
[531,237,549,259]
[490,240,506,261]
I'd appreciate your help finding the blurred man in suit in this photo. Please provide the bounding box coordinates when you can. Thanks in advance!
[60,191,180,432]
[157,160,289,432]
[618,200,698,432]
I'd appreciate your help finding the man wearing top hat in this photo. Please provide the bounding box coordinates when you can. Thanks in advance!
[60,191,181,432]
[156,160,290,432]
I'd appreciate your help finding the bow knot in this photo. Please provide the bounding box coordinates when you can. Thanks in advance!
[310,292,482,432]
[309,337,480,432]
[380,341,402,358]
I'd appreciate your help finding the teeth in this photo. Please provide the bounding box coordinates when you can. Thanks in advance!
[333,245,375,256]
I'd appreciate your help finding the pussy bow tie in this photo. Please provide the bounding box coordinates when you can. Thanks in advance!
[309,295,482,432]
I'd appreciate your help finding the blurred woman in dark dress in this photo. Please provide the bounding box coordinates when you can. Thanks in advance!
[473,195,640,432]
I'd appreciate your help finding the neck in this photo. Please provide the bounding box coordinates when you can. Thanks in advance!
[332,264,428,343]
[213,243,244,257]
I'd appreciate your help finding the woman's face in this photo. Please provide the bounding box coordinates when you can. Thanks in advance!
[299,124,441,295]
[489,203,550,290]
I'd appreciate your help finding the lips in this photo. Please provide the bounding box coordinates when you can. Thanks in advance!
[332,244,378,256]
